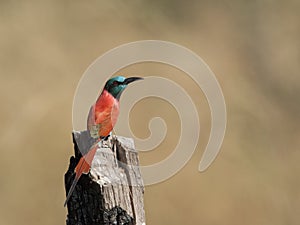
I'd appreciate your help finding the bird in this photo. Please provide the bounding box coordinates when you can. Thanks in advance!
[64,76,143,207]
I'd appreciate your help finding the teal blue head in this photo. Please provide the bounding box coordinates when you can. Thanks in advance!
[104,76,143,100]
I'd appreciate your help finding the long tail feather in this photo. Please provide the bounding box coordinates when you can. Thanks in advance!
[64,144,98,207]
[64,174,80,207]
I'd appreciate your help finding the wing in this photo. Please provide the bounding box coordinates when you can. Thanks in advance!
[87,103,115,138]
[87,104,104,138]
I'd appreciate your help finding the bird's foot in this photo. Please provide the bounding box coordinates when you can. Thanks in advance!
[99,135,111,148]
[101,134,110,141]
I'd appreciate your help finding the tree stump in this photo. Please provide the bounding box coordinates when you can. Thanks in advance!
[64,131,145,225]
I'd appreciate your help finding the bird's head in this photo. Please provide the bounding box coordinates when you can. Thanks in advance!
[104,76,143,100]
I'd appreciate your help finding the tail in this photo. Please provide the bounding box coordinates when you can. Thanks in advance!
[64,144,98,207]
[64,172,80,207]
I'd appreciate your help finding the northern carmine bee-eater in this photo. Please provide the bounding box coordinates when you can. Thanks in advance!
[64,76,143,207]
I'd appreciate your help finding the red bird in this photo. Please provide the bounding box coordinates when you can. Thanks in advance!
[64,76,143,207]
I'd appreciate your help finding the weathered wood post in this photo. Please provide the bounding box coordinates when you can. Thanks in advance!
[64,131,145,225]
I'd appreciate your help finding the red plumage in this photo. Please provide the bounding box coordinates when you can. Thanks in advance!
[87,89,120,138]
[64,90,119,207]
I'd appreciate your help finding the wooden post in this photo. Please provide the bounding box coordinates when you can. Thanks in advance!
[64,131,145,225]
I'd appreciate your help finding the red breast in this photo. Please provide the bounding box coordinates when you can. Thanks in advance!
[87,90,120,138]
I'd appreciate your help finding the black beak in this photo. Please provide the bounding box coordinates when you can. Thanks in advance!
[123,77,144,85]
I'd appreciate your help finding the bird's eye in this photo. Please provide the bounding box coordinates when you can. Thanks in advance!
[113,81,119,86]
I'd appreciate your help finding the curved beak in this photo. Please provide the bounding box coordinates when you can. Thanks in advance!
[123,77,144,85]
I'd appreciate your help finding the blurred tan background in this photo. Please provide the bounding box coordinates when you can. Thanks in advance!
[1,0,300,224]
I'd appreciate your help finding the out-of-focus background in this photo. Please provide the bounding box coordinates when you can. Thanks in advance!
[1,1,300,224]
